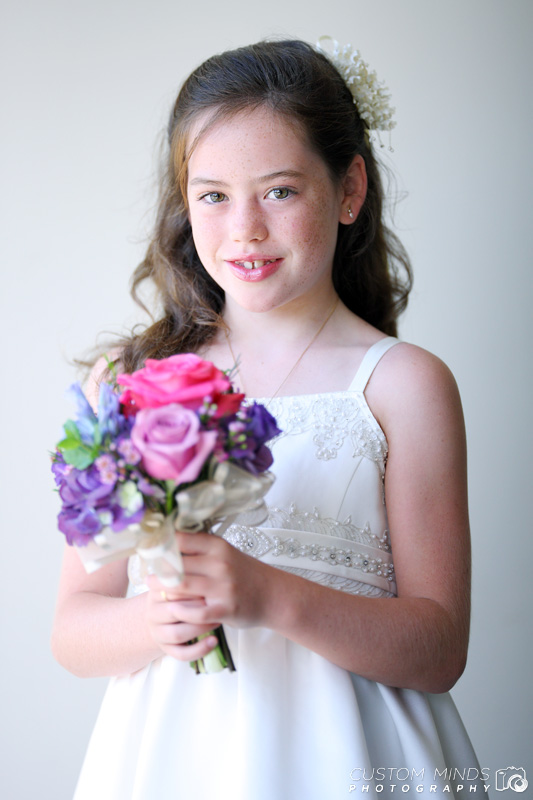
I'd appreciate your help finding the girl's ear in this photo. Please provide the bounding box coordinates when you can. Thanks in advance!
[339,154,367,225]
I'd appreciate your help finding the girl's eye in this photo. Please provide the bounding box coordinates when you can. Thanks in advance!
[266,187,294,200]
[201,192,226,204]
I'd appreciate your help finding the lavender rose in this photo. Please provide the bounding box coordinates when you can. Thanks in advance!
[130,404,217,483]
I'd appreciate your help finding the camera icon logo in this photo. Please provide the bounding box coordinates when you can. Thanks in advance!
[495,767,528,792]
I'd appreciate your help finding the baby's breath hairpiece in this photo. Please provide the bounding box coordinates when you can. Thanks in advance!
[316,36,396,144]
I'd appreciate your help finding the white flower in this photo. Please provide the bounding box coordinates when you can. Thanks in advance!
[117,480,144,514]
[316,36,396,132]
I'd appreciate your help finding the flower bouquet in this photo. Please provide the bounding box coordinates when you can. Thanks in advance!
[51,354,280,673]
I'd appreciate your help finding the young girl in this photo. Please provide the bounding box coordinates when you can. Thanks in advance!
[52,39,486,799]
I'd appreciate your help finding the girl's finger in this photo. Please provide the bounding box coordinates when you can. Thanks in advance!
[155,621,218,647]
[145,573,194,602]
[167,600,223,627]
[161,635,221,663]
[176,531,218,554]
[149,595,209,623]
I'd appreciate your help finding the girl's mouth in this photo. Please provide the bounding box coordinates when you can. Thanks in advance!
[233,259,276,270]
[227,258,283,281]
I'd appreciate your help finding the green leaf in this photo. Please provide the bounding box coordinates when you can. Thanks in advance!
[104,353,118,382]
[93,425,102,447]
[63,419,81,441]
[58,440,98,469]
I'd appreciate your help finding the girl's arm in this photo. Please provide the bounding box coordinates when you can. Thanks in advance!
[158,345,471,693]
[51,549,157,677]
[51,546,221,677]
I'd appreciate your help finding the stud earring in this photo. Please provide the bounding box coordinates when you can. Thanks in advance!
[347,207,354,219]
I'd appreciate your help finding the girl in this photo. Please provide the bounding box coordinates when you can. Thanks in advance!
[52,39,485,799]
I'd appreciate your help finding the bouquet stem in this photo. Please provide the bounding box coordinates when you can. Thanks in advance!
[191,625,236,674]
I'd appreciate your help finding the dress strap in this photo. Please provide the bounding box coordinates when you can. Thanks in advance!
[348,337,400,393]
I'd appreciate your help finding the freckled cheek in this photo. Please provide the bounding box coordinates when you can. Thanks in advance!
[286,216,336,271]
[190,218,223,268]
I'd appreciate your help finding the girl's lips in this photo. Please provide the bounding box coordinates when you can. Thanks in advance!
[226,258,283,282]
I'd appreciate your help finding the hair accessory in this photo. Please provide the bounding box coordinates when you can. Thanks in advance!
[316,36,396,133]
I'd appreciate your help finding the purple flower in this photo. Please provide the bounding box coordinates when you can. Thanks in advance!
[136,475,166,500]
[58,506,103,545]
[55,463,144,545]
[98,382,130,439]
[131,404,217,483]
[67,383,98,444]
[117,437,142,465]
[66,381,130,448]
[245,403,281,445]
[51,452,73,486]
[95,454,118,485]
[59,463,115,509]
[226,403,280,474]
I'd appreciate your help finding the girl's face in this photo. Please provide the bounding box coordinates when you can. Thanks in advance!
[186,106,347,315]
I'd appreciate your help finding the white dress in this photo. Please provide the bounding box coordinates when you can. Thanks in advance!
[73,338,487,799]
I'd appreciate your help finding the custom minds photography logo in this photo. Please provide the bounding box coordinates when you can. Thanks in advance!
[495,767,528,793]
[347,766,528,794]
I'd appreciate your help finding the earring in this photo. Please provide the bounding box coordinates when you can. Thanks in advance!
[347,207,354,219]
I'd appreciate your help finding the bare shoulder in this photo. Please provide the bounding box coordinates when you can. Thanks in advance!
[365,341,464,438]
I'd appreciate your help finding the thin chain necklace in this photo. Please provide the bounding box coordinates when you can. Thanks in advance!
[225,297,339,402]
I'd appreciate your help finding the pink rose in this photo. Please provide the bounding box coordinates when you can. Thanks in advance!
[130,404,217,483]
[117,354,231,412]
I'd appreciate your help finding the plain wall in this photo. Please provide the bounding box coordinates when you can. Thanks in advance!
[1,0,532,797]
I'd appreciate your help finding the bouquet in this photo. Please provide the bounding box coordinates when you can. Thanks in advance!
[51,354,280,673]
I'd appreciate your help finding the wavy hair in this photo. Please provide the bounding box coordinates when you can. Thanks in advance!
[116,40,412,372]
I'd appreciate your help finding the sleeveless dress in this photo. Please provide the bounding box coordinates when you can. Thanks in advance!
[73,338,487,800]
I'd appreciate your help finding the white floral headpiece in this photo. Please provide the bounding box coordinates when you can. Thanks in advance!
[316,36,396,133]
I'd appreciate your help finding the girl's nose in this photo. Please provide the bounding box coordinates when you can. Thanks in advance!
[230,201,267,243]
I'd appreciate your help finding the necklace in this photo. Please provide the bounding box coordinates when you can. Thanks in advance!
[225,297,339,401]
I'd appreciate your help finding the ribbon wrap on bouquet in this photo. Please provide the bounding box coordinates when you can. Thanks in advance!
[75,462,275,586]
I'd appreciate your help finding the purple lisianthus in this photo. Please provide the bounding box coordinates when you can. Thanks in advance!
[51,452,74,486]
[58,505,103,544]
[227,403,281,474]
[55,462,144,545]
[56,463,115,545]
[58,463,115,509]
[245,403,281,444]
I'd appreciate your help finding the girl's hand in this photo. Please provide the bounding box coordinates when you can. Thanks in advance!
[159,531,273,630]
[145,575,221,663]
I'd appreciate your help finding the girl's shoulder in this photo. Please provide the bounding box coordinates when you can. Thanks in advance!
[364,340,464,439]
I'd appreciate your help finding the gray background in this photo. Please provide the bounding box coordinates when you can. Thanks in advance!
[1,0,532,797]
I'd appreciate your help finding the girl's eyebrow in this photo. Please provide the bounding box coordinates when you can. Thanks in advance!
[189,169,305,187]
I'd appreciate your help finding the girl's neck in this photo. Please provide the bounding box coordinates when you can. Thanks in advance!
[222,290,339,358]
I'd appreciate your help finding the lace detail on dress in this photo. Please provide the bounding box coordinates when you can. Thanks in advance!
[265,393,387,466]
[224,503,396,596]
[265,504,392,551]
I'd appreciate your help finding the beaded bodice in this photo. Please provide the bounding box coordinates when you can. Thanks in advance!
[223,338,399,599]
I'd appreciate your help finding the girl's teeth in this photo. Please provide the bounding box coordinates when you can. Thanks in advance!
[239,260,272,269]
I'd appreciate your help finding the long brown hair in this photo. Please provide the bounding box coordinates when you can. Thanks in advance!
[116,40,412,373]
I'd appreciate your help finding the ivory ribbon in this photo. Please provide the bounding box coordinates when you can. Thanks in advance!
[75,463,274,586]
